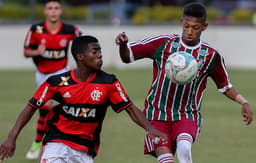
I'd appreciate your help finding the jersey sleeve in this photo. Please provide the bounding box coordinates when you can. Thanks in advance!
[28,81,56,109]
[24,26,37,50]
[210,52,232,93]
[127,35,171,62]
[109,80,132,113]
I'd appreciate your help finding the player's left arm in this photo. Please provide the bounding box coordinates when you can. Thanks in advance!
[125,104,167,143]
[210,52,253,125]
[224,87,253,125]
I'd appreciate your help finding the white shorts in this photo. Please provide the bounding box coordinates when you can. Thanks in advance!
[40,142,93,163]
[35,66,70,87]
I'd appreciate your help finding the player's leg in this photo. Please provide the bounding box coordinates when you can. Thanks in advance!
[176,133,193,163]
[172,119,199,163]
[26,102,51,159]
[156,147,174,163]
[144,120,175,163]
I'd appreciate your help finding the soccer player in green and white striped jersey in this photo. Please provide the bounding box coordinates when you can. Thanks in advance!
[116,2,253,163]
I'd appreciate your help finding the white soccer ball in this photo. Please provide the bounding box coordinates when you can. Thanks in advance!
[165,51,198,85]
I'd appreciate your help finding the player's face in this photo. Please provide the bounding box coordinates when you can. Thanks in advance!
[181,16,208,46]
[44,2,63,23]
[81,43,103,71]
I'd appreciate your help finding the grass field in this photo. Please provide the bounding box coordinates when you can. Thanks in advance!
[0,68,255,163]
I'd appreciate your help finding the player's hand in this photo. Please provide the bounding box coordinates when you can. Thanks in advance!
[115,32,128,45]
[0,138,16,162]
[242,102,253,125]
[37,44,46,56]
[147,127,168,144]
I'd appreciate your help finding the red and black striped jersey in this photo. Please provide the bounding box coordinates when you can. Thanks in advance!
[24,21,81,73]
[28,69,132,157]
[128,34,232,127]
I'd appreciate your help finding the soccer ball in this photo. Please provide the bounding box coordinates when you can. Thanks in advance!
[165,51,198,85]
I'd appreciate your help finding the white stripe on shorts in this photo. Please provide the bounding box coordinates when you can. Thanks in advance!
[145,134,154,153]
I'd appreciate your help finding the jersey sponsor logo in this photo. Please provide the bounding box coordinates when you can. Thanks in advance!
[37,86,48,106]
[115,83,128,102]
[59,76,70,86]
[62,105,96,118]
[41,49,66,59]
[36,25,44,34]
[59,39,68,47]
[63,91,71,98]
[91,88,102,101]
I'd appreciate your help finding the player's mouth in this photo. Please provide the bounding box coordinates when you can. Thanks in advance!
[98,59,103,66]
[186,37,193,42]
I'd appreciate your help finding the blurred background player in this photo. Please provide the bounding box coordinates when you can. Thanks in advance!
[0,35,167,163]
[116,2,253,163]
[23,0,81,159]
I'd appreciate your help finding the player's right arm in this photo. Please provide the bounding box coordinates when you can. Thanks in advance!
[115,32,130,63]
[23,27,46,58]
[0,105,37,162]
[24,44,46,58]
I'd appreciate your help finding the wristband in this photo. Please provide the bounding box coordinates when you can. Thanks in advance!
[235,94,248,105]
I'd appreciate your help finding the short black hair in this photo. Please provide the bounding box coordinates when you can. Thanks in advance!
[71,35,98,61]
[183,2,207,22]
[45,0,62,4]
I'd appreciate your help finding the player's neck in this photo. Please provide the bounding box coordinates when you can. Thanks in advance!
[45,20,61,34]
[74,68,96,82]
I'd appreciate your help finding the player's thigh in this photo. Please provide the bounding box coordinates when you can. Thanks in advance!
[171,119,199,143]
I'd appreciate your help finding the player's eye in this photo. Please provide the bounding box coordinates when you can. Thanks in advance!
[192,26,200,30]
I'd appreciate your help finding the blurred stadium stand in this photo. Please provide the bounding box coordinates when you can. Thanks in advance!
[0,0,255,25]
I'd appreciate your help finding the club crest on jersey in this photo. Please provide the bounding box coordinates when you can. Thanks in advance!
[59,39,68,47]
[62,105,96,118]
[197,49,208,70]
[59,76,70,86]
[91,88,102,101]
[36,25,44,34]
[197,59,204,70]
[41,39,46,44]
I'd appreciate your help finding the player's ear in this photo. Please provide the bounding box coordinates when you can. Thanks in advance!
[202,22,208,31]
[77,53,84,61]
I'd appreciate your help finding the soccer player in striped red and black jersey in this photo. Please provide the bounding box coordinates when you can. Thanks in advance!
[0,35,167,163]
[23,0,81,159]
[116,2,253,163]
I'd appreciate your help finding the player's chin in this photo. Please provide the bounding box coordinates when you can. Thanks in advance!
[95,63,103,70]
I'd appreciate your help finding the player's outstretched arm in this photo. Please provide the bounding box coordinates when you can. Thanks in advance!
[0,105,37,162]
[224,88,253,125]
[115,32,130,63]
[125,104,167,144]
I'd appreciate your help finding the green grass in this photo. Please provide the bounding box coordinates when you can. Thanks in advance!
[0,68,255,163]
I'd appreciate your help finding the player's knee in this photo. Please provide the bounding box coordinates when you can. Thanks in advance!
[177,140,191,156]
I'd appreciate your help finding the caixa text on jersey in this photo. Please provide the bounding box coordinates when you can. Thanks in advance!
[62,105,96,118]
